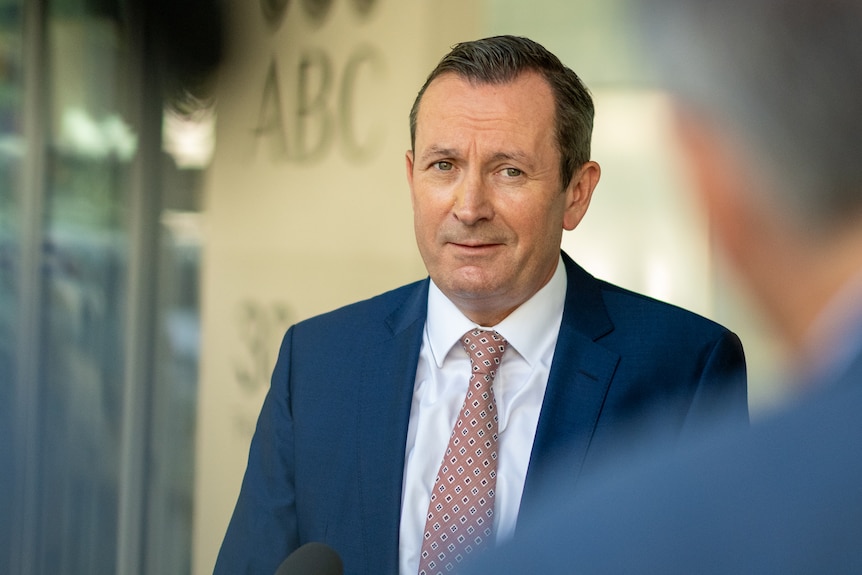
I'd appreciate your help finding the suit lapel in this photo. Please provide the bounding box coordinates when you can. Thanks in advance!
[519,253,620,518]
[354,280,428,574]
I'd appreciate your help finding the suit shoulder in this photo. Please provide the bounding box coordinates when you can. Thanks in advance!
[292,278,428,334]
[597,279,732,336]
[562,252,734,339]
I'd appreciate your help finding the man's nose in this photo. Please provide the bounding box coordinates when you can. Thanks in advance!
[453,171,494,225]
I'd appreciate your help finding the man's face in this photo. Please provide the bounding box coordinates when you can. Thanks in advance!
[407,71,597,325]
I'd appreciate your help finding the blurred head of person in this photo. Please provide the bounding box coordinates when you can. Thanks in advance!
[640,0,862,362]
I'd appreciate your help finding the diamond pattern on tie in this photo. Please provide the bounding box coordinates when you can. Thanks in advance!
[418,329,508,575]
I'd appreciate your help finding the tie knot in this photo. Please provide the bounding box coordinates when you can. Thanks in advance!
[461,329,508,377]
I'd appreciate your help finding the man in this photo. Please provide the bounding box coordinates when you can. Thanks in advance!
[464,3,862,574]
[214,35,747,575]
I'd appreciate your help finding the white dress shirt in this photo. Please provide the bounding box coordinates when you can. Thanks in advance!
[398,257,567,575]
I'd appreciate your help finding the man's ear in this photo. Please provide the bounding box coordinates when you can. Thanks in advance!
[672,104,833,350]
[406,150,416,207]
[405,150,415,188]
[672,108,760,264]
[562,161,601,231]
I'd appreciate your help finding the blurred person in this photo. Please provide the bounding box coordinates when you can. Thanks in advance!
[463,2,862,574]
[213,35,747,575]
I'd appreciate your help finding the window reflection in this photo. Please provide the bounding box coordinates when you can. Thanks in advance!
[4,0,209,572]
[39,2,132,571]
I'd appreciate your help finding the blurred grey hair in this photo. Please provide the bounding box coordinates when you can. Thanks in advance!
[409,35,594,191]
[638,0,862,233]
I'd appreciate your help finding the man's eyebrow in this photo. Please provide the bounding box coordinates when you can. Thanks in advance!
[420,146,530,165]
[489,150,534,169]
[489,151,530,163]
[418,146,458,162]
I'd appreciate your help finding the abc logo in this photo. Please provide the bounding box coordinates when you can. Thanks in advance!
[261,0,377,28]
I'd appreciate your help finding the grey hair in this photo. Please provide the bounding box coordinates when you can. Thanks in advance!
[639,0,862,232]
[409,35,594,190]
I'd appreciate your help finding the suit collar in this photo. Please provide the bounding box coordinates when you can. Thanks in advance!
[519,252,620,520]
[558,250,615,341]
[384,278,430,336]
[355,280,428,573]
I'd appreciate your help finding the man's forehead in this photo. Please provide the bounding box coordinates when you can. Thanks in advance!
[414,73,556,148]
[416,72,554,126]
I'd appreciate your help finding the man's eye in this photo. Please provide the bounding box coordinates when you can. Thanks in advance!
[504,167,523,177]
[434,161,453,171]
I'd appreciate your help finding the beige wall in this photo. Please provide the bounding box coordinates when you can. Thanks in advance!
[192,1,485,572]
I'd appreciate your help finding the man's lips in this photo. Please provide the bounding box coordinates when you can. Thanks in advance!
[441,229,508,252]
[443,232,508,248]
[451,241,501,248]
[446,242,505,260]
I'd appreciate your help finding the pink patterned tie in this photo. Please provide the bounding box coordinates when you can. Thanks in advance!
[418,329,508,575]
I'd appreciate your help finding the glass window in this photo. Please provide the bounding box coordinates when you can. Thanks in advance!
[36,0,132,571]
[0,0,24,567]
[4,0,207,572]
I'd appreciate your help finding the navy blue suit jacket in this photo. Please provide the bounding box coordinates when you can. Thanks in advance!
[214,252,747,574]
[464,330,862,574]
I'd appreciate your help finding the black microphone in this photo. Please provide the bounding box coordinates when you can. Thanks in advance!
[274,542,344,575]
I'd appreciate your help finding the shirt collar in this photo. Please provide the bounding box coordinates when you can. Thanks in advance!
[426,256,567,368]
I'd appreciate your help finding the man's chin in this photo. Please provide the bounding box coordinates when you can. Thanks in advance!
[440,268,500,297]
